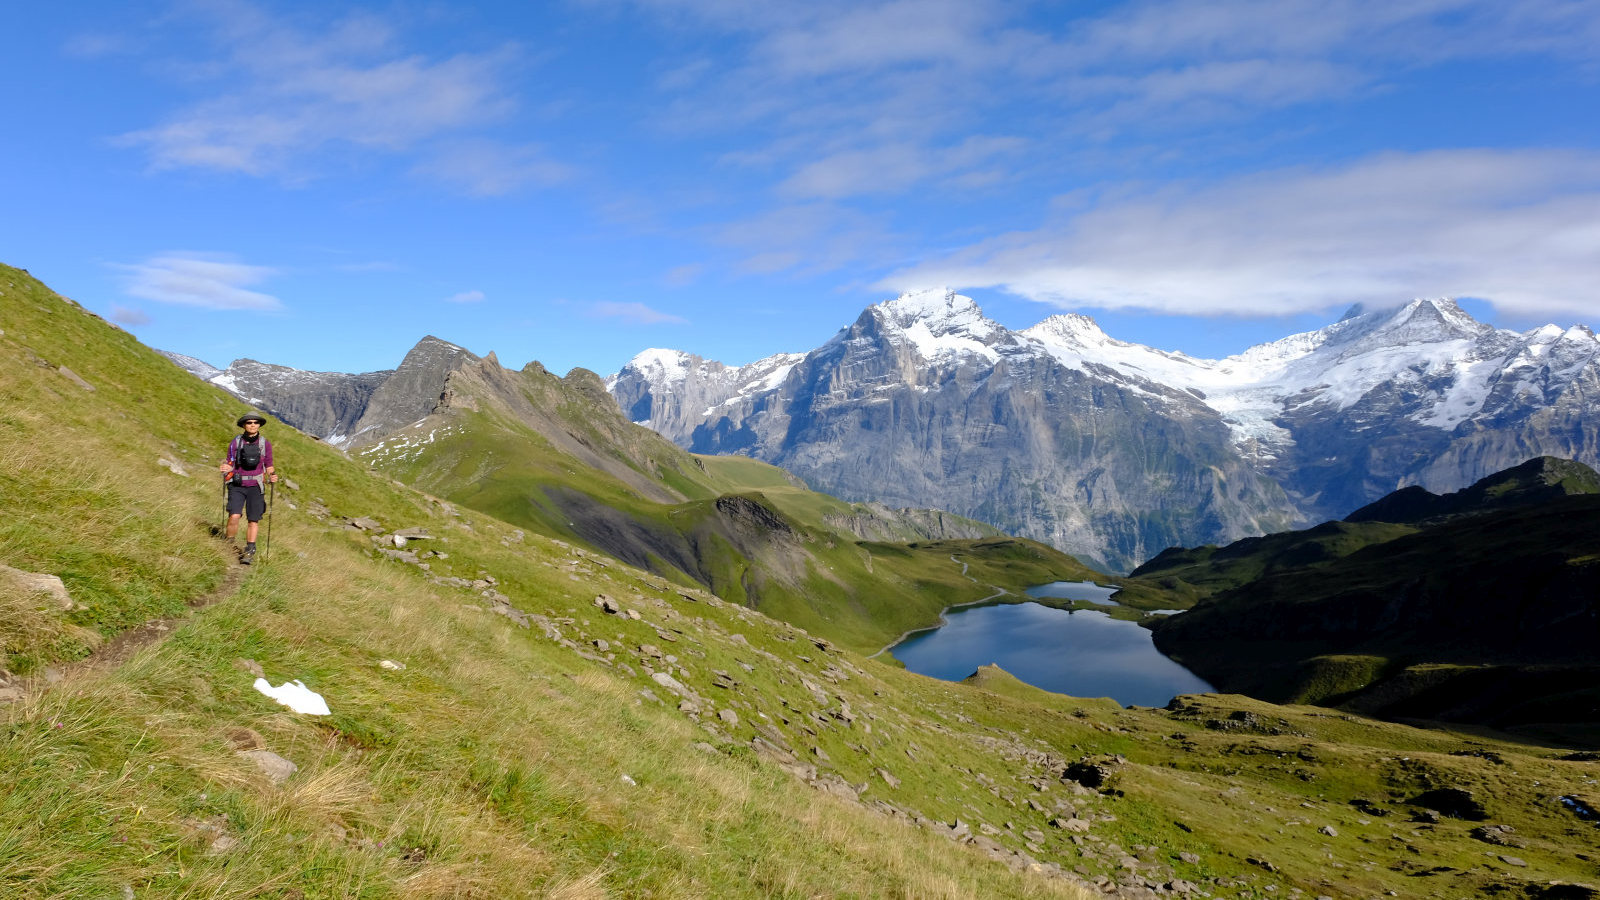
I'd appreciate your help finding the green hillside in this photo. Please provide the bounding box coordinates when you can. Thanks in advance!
[349,354,1090,655]
[4,262,1599,899]
[1140,460,1600,744]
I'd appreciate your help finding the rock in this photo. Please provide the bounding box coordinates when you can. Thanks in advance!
[157,457,190,477]
[651,671,691,698]
[227,727,265,750]
[1179,852,1201,865]
[620,774,637,787]
[379,659,406,670]
[592,639,610,652]
[1063,755,1124,789]
[1499,855,1528,867]
[57,366,95,391]
[347,517,383,531]
[1470,824,1527,848]
[1408,788,1488,821]
[811,774,859,801]
[0,565,73,611]
[1167,880,1199,894]
[207,834,239,855]
[718,708,738,726]
[876,767,901,789]
[1319,825,1337,837]
[751,737,816,781]
[392,534,408,549]
[811,745,830,763]
[234,658,266,678]
[238,749,298,785]
[594,595,620,614]
[1246,857,1278,873]
[1049,817,1092,833]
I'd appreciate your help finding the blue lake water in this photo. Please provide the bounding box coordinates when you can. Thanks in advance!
[889,589,1215,707]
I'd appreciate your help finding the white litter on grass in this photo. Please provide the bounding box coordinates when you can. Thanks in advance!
[253,678,331,715]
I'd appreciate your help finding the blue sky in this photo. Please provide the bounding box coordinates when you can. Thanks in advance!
[3,0,1597,376]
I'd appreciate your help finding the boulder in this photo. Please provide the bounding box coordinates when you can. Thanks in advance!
[0,565,74,611]
[1407,788,1487,821]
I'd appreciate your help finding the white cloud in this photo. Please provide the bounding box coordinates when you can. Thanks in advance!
[778,136,1026,199]
[717,203,900,276]
[630,0,1600,203]
[119,253,282,311]
[414,141,574,196]
[115,4,528,183]
[663,263,703,287]
[587,301,688,325]
[445,290,485,304]
[879,149,1600,322]
[110,306,152,326]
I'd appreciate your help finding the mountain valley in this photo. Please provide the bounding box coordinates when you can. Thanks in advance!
[6,262,1599,899]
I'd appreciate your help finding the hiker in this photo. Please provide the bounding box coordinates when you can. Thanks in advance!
[220,412,277,564]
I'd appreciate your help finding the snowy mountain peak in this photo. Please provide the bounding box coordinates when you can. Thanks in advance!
[619,348,697,386]
[1328,297,1490,351]
[1023,313,1113,350]
[875,289,995,337]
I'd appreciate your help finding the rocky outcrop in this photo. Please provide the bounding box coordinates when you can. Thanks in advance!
[203,358,391,443]
[342,337,478,447]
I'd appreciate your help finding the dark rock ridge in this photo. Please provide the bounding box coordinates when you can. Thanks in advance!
[608,291,1600,570]
[1144,457,1600,743]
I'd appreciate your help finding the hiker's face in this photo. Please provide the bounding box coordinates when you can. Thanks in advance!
[243,422,261,435]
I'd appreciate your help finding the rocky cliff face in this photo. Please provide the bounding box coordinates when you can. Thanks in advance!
[342,337,479,447]
[168,337,476,449]
[610,291,1600,570]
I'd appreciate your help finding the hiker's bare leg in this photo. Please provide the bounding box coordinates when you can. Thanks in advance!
[227,513,242,540]
[246,521,260,542]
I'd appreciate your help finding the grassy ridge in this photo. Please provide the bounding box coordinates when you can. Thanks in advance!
[5,263,1599,899]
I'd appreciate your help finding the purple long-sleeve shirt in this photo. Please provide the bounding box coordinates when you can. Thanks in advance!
[223,435,273,484]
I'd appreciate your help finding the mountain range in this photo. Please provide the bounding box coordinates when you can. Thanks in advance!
[608,290,1600,570]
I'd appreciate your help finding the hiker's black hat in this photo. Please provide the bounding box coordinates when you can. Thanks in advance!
[237,412,268,427]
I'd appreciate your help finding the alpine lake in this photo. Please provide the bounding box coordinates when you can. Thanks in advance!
[888,581,1214,708]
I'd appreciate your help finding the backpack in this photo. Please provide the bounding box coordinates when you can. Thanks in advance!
[231,435,266,474]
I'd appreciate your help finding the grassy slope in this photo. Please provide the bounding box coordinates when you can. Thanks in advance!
[4,264,1598,899]
[358,373,1092,656]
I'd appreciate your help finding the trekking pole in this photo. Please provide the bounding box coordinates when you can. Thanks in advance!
[220,474,229,536]
[263,480,275,565]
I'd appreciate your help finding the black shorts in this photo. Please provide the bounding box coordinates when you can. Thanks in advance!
[227,483,266,522]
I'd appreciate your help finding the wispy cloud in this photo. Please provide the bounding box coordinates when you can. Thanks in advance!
[110,306,152,327]
[414,140,574,196]
[630,0,1600,199]
[662,263,703,287]
[587,301,688,325]
[445,290,485,304]
[118,252,282,311]
[879,149,1600,322]
[112,3,542,188]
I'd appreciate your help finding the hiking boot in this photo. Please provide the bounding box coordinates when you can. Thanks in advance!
[240,548,255,566]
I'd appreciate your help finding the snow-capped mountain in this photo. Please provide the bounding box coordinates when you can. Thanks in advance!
[608,290,1600,570]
